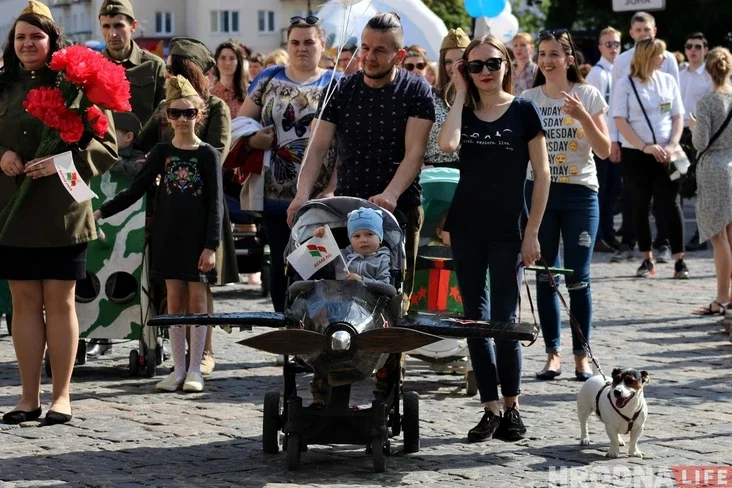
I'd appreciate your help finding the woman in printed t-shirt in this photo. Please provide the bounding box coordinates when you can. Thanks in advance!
[237,16,339,312]
[520,29,611,382]
[438,35,550,443]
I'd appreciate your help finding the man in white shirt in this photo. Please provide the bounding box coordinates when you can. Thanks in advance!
[609,11,679,263]
[587,27,622,253]
[679,32,713,251]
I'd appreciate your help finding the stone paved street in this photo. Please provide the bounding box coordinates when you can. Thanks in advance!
[1,247,731,487]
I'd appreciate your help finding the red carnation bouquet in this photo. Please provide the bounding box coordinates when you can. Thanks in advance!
[0,45,131,240]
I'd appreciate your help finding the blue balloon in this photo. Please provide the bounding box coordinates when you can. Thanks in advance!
[482,0,506,18]
[464,0,484,18]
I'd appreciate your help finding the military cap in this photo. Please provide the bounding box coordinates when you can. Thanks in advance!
[99,0,135,21]
[169,37,216,73]
[165,75,199,101]
[19,0,53,21]
[441,28,471,52]
[112,111,142,137]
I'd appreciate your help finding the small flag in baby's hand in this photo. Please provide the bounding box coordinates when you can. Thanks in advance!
[286,225,341,280]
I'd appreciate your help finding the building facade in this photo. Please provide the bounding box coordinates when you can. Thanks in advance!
[4,0,313,56]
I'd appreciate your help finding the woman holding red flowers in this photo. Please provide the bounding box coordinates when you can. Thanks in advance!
[0,3,117,425]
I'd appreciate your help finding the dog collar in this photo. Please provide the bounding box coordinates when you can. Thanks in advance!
[595,383,643,434]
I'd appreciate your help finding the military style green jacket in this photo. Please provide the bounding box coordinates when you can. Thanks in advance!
[0,67,118,247]
[104,41,166,127]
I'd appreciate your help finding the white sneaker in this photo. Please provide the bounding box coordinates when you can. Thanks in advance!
[183,371,204,392]
[200,352,215,376]
[156,372,184,392]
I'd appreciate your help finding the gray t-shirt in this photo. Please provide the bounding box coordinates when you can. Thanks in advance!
[520,83,608,191]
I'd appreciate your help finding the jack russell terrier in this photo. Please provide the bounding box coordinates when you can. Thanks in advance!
[577,368,650,458]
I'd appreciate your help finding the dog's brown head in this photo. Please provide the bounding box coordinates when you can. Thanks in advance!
[610,368,649,409]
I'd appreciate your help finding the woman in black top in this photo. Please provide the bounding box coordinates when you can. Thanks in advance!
[438,35,550,443]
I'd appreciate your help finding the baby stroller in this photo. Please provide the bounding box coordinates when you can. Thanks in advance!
[265,196,416,471]
[408,168,476,395]
[225,194,271,297]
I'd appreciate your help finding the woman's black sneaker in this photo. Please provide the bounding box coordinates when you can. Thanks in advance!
[674,259,690,279]
[493,403,526,442]
[467,409,501,442]
[636,259,655,278]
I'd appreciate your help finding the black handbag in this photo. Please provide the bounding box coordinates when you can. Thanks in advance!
[628,76,691,180]
[679,104,732,198]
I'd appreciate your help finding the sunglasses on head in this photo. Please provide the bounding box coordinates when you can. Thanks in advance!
[467,57,504,74]
[167,108,199,120]
[685,43,704,51]
[604,41,620,48]
[404,62,426,71]
[290,15,319,25]
[539,28,569,39]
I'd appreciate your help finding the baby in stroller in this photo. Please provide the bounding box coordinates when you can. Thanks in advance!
[313,207,391,285]
[310,206,392,406]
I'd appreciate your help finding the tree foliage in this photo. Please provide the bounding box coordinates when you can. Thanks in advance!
[422,0,472,32]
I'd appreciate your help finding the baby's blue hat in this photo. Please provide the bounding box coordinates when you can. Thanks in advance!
[347,207,384,241]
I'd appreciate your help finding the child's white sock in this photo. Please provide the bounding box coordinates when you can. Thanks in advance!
[187,326,207,375]
[169,326,187,381]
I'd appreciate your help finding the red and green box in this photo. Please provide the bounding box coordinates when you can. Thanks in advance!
[410,258,463,314]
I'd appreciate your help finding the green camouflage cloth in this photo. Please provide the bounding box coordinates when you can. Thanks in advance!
[77,172,146,339]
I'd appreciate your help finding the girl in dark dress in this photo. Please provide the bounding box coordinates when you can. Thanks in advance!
[95,76,223,393]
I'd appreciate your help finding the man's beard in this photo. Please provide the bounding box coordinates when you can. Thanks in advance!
[364,64,395,80]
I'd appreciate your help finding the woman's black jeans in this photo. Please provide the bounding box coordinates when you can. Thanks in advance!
[621,148,684,254]
[262,201,292,313]
[451,233,522,403]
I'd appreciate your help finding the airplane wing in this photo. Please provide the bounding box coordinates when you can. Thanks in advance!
[147,312,287,330]
[397,314,538,342]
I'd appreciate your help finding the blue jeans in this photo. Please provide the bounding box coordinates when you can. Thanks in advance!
[526,182,599,356]
[451,234,522,403]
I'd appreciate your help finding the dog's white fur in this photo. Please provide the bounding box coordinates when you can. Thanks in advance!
[577,372,649,458]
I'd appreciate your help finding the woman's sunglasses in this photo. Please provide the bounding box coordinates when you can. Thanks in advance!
[290,15,319,25]
[167,108,199,120]
[405,62,426,71]
[165,65,175,74]
[467,57,504,74]
[539,28,569,39]
[604,41,620,48]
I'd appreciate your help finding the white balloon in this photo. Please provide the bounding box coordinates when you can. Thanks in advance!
[487,12,519,44]
[496,0,511,17]
[337,0,364,6]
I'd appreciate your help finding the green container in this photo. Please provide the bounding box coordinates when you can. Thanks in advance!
[76,172,147,340]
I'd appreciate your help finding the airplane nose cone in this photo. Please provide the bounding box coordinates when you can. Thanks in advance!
[331,330,351,352]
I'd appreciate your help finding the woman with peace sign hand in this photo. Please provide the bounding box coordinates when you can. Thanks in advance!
[519,29,610,383]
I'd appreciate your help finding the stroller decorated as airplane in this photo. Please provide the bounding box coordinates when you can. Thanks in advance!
[149,196,539,472]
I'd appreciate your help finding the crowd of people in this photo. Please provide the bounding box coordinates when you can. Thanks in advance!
[1,0,731,444]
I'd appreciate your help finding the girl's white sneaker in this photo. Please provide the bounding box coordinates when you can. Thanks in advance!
[183,371,204,392]
[156,372,184,392]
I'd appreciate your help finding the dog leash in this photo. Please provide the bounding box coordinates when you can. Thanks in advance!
[535,258,609,382]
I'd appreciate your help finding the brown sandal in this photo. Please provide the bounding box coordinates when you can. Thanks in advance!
[693,301,727,316]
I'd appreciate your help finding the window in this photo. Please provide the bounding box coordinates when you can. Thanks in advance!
[210,10,239,34]
[155,12,173,35]
[258,10,275,33]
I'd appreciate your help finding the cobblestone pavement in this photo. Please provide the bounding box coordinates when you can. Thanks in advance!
[1,248,731,488]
